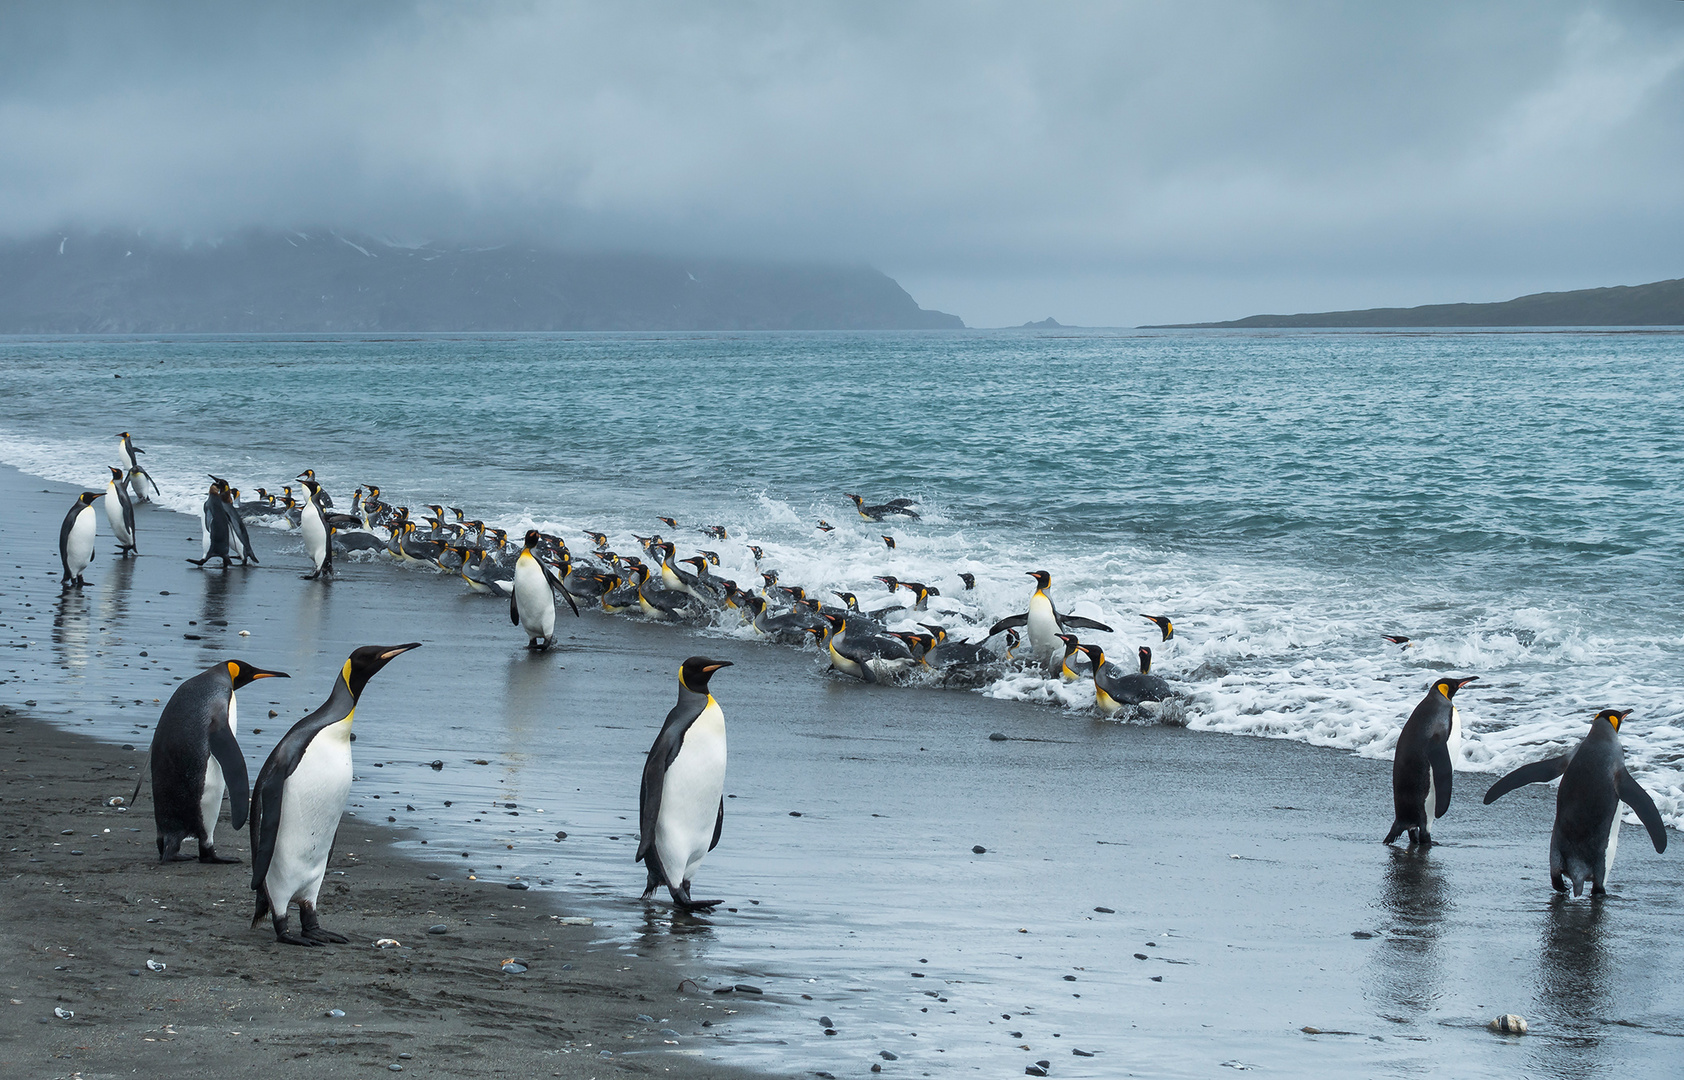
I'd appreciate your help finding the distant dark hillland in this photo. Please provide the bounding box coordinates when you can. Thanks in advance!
[1145,277,1684,328]
[0,230,963,333]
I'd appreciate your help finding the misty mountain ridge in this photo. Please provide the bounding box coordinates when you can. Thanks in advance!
[1147,277,1684,328]
[0,229,964,333]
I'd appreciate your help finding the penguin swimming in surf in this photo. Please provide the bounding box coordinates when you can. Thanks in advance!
[104,466,138,556]
[638,657,733,911]
[1078,644,1172,715]
[1141,615,1174,641]
[511,529,579,649]
[988,571,1113,671]
[845,494,921,521]
[1483,709,1668,896]
[142,659,287,863]
[249,643,421,945]
[1383,677,1475,847]
[59,491,99,588]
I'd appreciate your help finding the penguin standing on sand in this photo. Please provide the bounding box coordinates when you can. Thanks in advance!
[223,481,258,565]
[1383,677,1475,847]
[190,477,235,568]
[103,466,138,556]
[1484,709,1668,896]
[988,571,1113,671]
[298,478,333,580]
[140,659,287,862]
[249,643,421,945]
[59,492,99,588]
[511,529,579,650]
[638,657,733,911]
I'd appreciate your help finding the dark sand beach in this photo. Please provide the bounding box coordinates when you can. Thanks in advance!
[4,462,1684,1079]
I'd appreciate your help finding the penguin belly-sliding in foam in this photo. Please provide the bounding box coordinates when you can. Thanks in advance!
[1484,709,1668,896]
[638,657,733,911]
[59,491,99,588]
[249,643,421,945]
[510,529,579,649]
[1384,677,1475,847]
[143,659,287,862]
[104,466,138,556]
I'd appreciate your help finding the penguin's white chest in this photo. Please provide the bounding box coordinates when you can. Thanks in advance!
[1026,591,1059,664]
[66,506,96,572]
[268,721,354,905]
[1447,705,1462,765]
[513,555,555,638]
[656,702,727,883]
[198,692,238,840]
[104,483,132,542]
[301,503,328,566]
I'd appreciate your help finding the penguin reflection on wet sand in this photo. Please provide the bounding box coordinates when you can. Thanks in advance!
[143,659,288,863]
[250,644,421,945]
[639,657,733,912]
[1484,709,1668,896]
[1383,677,1475,848]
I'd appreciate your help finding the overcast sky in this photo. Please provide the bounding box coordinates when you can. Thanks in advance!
[4,1,1683,325]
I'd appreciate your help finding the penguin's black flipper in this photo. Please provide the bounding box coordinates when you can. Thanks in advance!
[208,716,250,831]
[988,613,1029,636]
[1059,615,1115,633]
[249,762,287,894]
[709,797,724,852]
[509,591,520,626]
[1429,740,1453,818]
[1482,755,1569,804]
[129,753,149,808]
[1616,770,1669,854]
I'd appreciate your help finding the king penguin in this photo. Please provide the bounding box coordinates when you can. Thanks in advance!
[1483,709,1668,896]
[249,643,421,945]
[117,431,159,503]
[141,659,287,862]
[59,491,100,588]
[988,571,1113,671]
[511,529,579,650]
[104,466,138,556]
[638,657,733,911]
[298,478,333,580]
[1383,676,1475,847]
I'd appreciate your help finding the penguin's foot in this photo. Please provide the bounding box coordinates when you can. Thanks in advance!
[274,930,323,947]
[300,904,348,943]
[199,849,241,864]
[676,898,724,912]
[164,852,197,862]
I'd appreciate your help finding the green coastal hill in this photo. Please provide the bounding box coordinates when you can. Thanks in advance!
[0,229,964,333]
[1145,276,1684,328]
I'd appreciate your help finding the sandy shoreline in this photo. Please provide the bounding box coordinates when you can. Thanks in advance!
[5,460,1684,1078]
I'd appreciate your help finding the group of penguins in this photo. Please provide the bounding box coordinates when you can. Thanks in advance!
[51,434,1675,949]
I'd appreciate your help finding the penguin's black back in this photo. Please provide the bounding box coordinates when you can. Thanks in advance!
[1389,690,1454,836]
[151,665,235,840]
[1551,724,1623,886]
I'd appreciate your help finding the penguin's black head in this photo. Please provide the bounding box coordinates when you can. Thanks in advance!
[523,529,541,549]
[342,643,422,699]
[108,465,123,480]
[1142,614,1174,640]
[1138,646,1153,674]
[762,570,779,586]
[1596,708,1632,731]
[845,493,862,504]
[1028,570,1052,589]
[959,573,976,590]
[1078,643,1105,667]
[835,591,857,609]
[225,660,289,688]
[76,491,99,506]
[1434,676,1477,700]
[678,656,732,693]
[921,623,947,642]
[748,545,764,559]
[1056,633,1079,651]
[821,612,845,630]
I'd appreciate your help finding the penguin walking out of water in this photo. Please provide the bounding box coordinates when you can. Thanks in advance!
[511,529,579,650]
[988,571,1113,671]
[298,478,334,580]
[190,477,236,568]
[638,657,733,912]
[103,466,138,556]
[1484,709,1668,896]
[59,491,99,588]
[249,644,421,945]
[1384,677,1476,847]
[117,432,160,503]
[139,659,288,863]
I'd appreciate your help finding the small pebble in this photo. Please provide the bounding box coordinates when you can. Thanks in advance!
[973,845,987,854]
[426,874,440,881]
[1026,1068,1047,1077]
[1093,907,1114,914]
[636,1014,655,1023]
[1351,931,1375,939]
[1133,953,1148,961]
[507,881,529,890]
[54,1007,74,1019]
[268,710,278,718]
[871,1067,882,1074]
[239,630,251,636]
[128,970,141,977]
[146,959,166,971]
[388,1066,403,1073]
[501,961,527,974]
[819,1016,833,1027]
[1489,1014,1528,1035]
[1072,1049,1095,1057]
[398,1053,412,1059]
[1062,974,1076,981]
[428,924,448,934]
[879,1050,898,1060]
[789,811,802,817]
[988,732,1008,741]
[734,983,763,994]
[325,1009,345,1018]
[430,760,444,770]
[1151,975,1163,982]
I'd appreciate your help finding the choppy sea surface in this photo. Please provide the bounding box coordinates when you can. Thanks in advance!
[2,329,1678,823]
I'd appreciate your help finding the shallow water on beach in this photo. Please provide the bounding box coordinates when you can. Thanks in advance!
[1,328,1680,818]
[3,329,1684,1075]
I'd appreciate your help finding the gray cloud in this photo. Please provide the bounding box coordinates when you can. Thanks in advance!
[3,0,1682,324]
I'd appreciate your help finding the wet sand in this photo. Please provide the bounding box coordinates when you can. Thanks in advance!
[4,463,1684,1078]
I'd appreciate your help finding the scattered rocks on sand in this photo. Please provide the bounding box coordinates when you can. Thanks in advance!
[973,845,987,854]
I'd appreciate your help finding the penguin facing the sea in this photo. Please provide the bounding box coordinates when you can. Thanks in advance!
[249,644,421,945]
[1483,709,1668,896]
[638,657,733,912]
[59,491,100,588]
[1383,677,1475,848]
[104,466,138,556]
[298,478,334,580]
[143,659,288,863]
